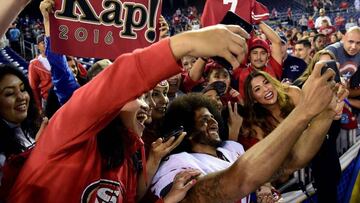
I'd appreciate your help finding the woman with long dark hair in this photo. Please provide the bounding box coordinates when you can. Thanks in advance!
[0,64,42,200]
[240,71,300,149]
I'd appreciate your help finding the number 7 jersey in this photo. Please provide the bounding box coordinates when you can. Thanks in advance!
[201,0,270,27]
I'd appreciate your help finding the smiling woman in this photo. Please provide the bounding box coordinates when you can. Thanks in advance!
[0,65,41,155]
[241,70,299,148]
[0,64,41,201]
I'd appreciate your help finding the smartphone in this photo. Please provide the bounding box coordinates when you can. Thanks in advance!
[163,126,184,141]
[212,11,253,70]
[321,60,341,83]
[220,11,253,33]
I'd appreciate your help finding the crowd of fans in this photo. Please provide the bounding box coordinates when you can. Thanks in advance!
[0,0,359,203]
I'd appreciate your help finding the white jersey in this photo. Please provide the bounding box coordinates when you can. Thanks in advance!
[151,141,249,203]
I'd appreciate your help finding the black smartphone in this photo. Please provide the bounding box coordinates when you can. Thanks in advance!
[220,11,253,33]
[212,11,253,70]
[321,60,341,83]
[163,126,184,142]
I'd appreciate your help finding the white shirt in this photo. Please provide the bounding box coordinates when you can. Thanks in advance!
[315,16,332,29]
[151,141,249,203]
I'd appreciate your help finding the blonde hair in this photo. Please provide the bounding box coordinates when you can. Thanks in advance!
[295,50,336,84]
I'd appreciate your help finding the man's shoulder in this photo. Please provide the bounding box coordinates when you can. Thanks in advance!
[325,42,342,52]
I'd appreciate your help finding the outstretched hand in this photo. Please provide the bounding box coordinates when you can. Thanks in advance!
[170,24,250,69]
[300,61,336,118]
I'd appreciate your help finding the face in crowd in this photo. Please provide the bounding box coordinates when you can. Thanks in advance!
[208,68,231,92]
[119,94,150,137]
[249,75,278,106]
[191,107,221,148]
[249,48,269,69]
[294,44,311,61]
[181,56,197,71]
[315,35,326,51]
[342,28,360,56]
[150,81,170,121]
[167,73,181,96]
[66,57,78,77]
[0,74,30,124]
[37,40,45,56]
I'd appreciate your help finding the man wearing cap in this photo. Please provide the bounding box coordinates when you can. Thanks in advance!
[28,34,53,111]
[279,33,307,83]
[233,21,283,97]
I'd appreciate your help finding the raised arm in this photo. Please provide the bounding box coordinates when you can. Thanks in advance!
[180,62,336,203]
[0,0,31,37]
[188,58,207,82]
[281,83,348,175]
[259,21,283,65]
[40,0,80,105]
[37,4,250,153]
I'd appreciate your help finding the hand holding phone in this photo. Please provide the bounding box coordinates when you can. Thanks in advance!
[163,126,184,142]
[320,60,341,83]
[212,11,253,70]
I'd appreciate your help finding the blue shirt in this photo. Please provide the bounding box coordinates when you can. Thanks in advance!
[281,54,307,83]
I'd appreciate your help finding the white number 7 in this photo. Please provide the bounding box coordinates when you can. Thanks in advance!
[223,0,238,12]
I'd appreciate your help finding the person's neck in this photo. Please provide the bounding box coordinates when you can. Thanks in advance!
[264,102,281,118]
[192,143,217,157]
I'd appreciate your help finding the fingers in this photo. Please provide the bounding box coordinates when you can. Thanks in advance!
[35,117,49,141]
[151,137,164,149]
[234,102,238,114]
[227,101,233,114]
[167,132,186,151]
[313,61,336,82]
[222,51,240,69]
[173,169,201,186]
[311,61,325,77]
[224,25,250,39]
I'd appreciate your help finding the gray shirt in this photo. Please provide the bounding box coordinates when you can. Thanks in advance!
[326,42,360,86]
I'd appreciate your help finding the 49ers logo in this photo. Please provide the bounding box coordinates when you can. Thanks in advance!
[81,179,125,203]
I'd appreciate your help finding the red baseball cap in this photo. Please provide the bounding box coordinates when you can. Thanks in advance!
[248,37,270,53]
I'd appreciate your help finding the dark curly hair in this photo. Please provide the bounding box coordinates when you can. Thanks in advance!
[0,64,41,156]
[161,93,225,154]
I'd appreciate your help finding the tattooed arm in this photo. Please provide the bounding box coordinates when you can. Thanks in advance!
[180,63,336,203]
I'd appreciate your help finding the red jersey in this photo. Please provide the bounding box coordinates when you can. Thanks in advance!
[201,0,269,26]
[9,39,182,203]
[234,56,282,98]
[28,58,52,110]
[308,19,315,29]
